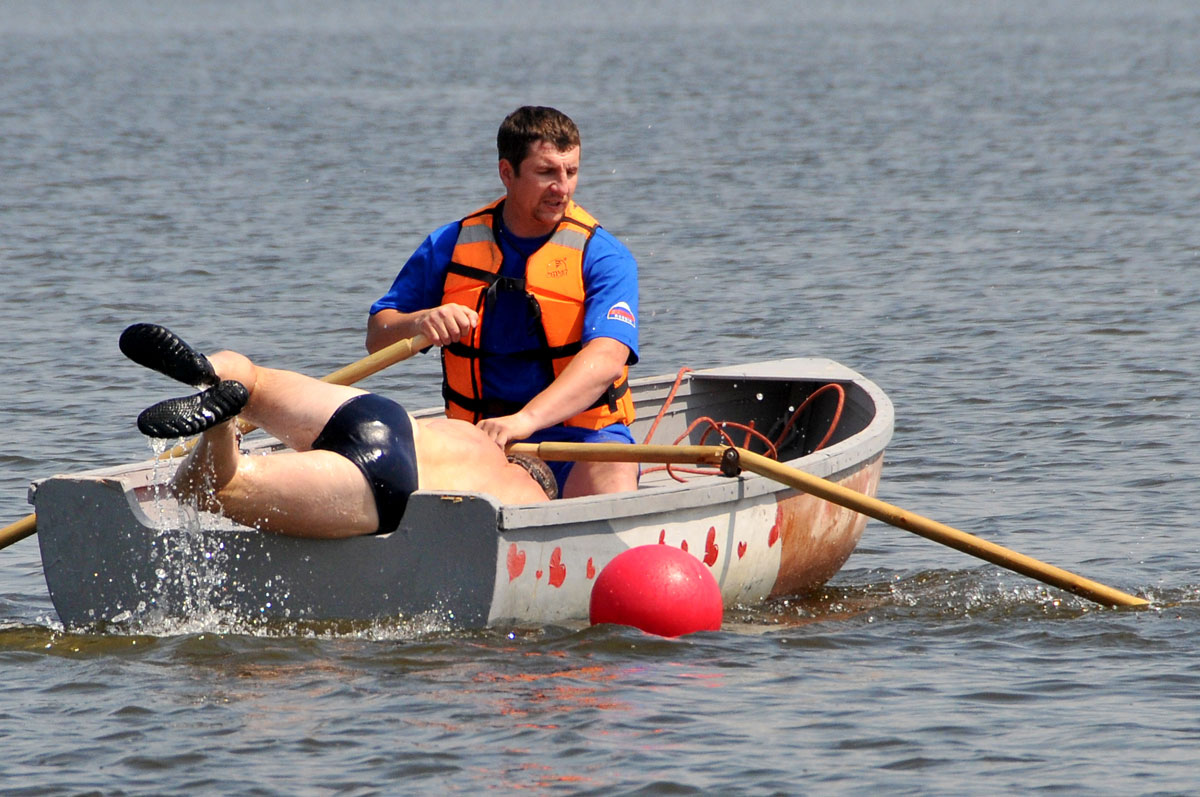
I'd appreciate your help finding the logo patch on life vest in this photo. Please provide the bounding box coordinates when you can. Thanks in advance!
[606,301,636,327]
[546,258,570,278]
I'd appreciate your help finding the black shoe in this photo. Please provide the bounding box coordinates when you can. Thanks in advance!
[136,380,249,438]
[119,323,218,387]
[507,453,559,500]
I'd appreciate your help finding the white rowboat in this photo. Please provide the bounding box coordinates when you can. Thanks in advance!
[30,357,893,629]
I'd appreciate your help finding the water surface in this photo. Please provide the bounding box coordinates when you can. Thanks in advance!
[3,1,1199,793]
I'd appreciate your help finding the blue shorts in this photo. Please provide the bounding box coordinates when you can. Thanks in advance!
[523,423,637,496]
[311,394,418,534]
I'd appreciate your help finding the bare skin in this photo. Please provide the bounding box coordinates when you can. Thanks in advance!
[364,140,638,496]
[171,350,548,538]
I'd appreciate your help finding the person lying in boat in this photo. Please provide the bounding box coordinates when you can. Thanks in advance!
[119,323,555,539]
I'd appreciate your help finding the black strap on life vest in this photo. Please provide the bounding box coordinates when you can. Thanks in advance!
[441,375,630,420]
[443,339,583,361]
[442,259,583,361]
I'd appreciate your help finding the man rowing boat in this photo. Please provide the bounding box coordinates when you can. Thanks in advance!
[121,324,554,538]
[366,106,640,498]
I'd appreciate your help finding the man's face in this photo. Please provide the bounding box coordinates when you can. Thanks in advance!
[499,140,580,237]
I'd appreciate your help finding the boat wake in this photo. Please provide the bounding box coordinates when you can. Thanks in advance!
[729,567,1177,631]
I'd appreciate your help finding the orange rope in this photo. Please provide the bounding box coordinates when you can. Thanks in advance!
[639,371,848,482]
[772,382,846,453]
[640,367,692,446]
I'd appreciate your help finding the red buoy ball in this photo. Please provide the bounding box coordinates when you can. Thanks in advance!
[589,544,723,637]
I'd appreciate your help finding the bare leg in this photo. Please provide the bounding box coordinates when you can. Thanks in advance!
[170,351,380,537]
[562,460,639,499]
[206,350,366,450]
[171,416,380,538]
[171,418,242,513]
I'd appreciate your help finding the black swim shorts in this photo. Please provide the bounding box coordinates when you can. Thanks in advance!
[311,393,418,534]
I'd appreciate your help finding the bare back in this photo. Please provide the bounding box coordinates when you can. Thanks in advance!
[413,417,550,504]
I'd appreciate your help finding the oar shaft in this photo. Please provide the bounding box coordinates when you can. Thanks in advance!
[320,334,429,387]
[733,448,1148,608]
[0,514,36,549]
[508,441,1147,609]
[2,333,431,552]
[508,441,727,467]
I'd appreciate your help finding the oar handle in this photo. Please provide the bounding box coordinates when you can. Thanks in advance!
[2,333,432,552]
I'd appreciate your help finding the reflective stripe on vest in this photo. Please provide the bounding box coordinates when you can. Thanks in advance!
[439,198,634,430]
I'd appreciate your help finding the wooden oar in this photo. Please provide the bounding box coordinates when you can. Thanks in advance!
[0,333,430,552]
[507,441,1149,608]
[0,515,36,552]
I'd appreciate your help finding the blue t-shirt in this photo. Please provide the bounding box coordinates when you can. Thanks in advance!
[370,211,639,409]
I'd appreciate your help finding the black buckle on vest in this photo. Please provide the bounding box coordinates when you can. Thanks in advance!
[486,275,526,295]
[600,378,629,412]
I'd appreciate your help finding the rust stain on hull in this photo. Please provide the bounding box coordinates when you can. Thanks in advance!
[769,455,883,598]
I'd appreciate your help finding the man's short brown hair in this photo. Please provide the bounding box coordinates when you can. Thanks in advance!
[497,106,580,174]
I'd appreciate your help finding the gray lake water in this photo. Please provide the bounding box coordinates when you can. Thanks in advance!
[3,1,1199,793]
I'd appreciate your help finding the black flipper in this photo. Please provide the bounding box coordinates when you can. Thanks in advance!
[136,380,249,438]
[119,323,219,388]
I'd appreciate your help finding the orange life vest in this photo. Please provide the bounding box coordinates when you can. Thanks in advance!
[440,198,635,430]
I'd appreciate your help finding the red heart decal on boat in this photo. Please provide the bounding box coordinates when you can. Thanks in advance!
[586,557,596,579]
[507,543,526,581]
[680,539,689,553]
[548,547,566,587]
[768,522,780,547]
[737,541,747,559]
[658,529,666,544]
[703,526,719,566]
